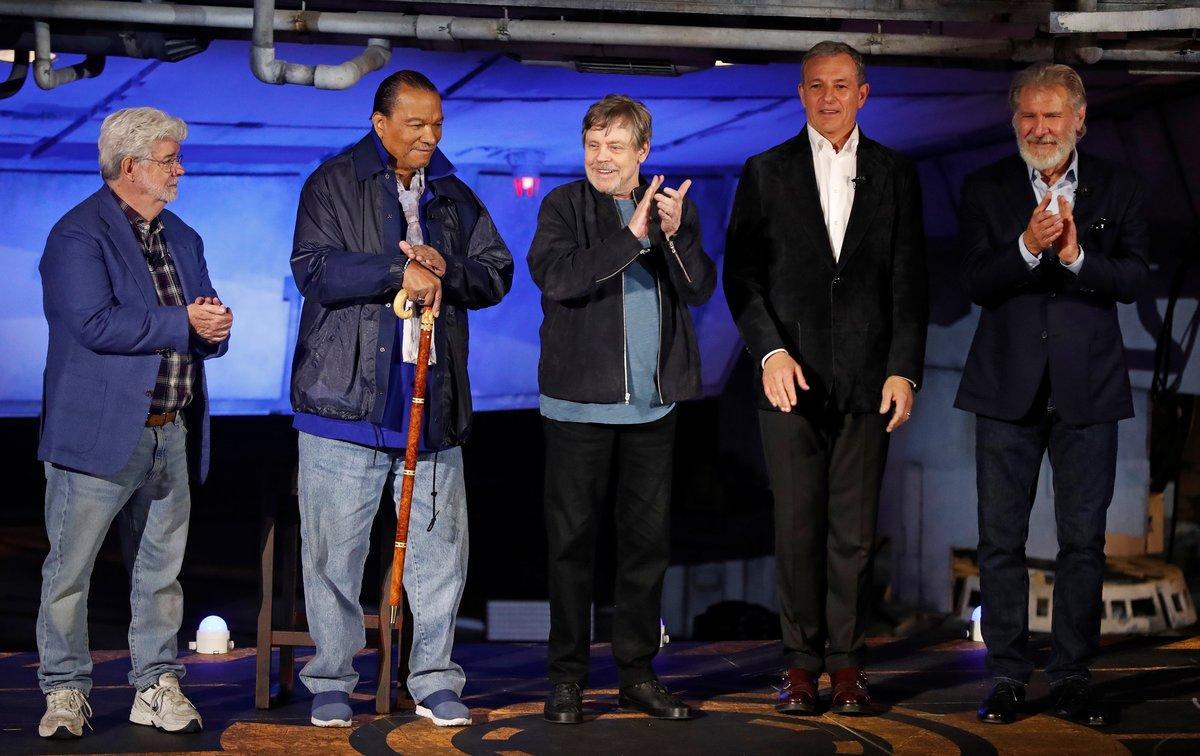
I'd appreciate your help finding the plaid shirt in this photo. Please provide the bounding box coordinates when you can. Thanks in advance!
[112,189,194,414]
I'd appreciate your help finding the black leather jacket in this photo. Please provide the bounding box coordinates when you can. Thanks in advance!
[290,134,513,449]
[528,177,716,404]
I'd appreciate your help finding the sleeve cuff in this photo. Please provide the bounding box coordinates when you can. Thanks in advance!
[387,254,410,288]
[1017,233,1042,269]
[1061,245,1085,274]
[761,348,787,369]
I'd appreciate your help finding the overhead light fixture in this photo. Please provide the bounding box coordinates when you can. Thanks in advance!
[507,149,545,199]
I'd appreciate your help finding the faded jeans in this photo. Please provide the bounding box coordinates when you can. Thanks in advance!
[37,415,191,695]
[296,432,469,702]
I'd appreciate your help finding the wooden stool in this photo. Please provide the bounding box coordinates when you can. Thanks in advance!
[254,466,411,713]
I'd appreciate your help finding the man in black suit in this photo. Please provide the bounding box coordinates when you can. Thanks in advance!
[956,62,1148,727]
[724,41,928,715]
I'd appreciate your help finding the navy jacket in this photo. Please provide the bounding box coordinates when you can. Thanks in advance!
[954,152,1149,425]
[38,187,226,480]
[290,134,513,449]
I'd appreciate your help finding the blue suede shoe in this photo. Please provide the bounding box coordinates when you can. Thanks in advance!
[415,690,472,727]
[310,691,352,728]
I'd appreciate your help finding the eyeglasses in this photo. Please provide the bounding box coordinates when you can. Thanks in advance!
[139,155,184,172]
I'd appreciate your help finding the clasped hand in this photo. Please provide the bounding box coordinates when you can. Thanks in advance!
[627,175,693,240]
[399,241,443,316]
[187,296,232,343]
[1022,193,1079,265]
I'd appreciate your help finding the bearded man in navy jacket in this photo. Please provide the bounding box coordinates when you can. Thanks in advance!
[957,63,1148,727]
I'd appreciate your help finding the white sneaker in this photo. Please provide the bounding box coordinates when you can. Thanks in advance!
[39,688,92,739]
[129,673,203,733]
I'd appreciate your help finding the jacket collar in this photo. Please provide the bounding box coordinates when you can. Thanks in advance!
[353,131,458,184]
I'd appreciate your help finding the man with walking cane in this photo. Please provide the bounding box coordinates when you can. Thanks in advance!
[289,70,513,728]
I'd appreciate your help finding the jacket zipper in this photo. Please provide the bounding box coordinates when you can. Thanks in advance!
[621,270,630,403]
[666,237,692,285]
[654,272,664,406]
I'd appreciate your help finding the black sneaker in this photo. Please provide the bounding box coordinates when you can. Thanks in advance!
[544,682,583,724]
[618,680,692,720]
[1050,678,1111,727]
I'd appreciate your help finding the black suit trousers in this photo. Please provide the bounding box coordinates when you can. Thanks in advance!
[542,412,676,688]
[975,408,1116,685]
[759,408,890,673]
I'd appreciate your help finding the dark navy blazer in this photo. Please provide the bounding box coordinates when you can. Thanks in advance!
[954,152,1149,425]
[38,187,227,481]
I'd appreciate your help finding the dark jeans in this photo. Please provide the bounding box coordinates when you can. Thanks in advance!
[975,411,1117,685]
[759,409,891,673]
[542,412,676,688]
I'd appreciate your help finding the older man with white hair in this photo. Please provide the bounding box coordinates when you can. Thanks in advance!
[956,63,1148,727]
[35,107,231,739]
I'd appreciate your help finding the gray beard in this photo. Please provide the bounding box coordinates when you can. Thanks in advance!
[134,174,177,204]
[1017,132,1076,174]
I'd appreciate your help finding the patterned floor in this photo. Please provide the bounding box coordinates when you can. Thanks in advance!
[1,633,1198,754]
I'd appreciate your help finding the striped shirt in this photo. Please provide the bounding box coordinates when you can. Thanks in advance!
[111,189,194,414]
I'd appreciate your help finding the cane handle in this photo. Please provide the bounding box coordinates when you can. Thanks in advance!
[394,288,415,319]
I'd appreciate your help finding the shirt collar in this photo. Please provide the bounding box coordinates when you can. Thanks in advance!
[1029,150,1079,188]
[808,124,859,158]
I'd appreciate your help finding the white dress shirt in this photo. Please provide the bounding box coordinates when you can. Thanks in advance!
[809,124,859,263]
[1017,150,1085,274]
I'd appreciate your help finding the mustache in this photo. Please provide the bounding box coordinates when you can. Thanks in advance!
[1026,136,1059,145]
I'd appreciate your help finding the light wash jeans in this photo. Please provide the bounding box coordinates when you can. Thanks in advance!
[37,414,191,695]
[296,432,469,702]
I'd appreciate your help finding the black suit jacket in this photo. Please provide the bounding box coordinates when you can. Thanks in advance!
[954,152,1149,425]
[723,127,929,415]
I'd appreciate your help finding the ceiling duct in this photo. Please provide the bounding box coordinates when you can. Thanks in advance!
[573,58,685,76]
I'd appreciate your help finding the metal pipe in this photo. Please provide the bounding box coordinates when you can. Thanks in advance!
[0,48,29,99]
[1051,8,1200,34]
[0,0,1048,61]
[250,0,390,89]
[33,20,105,90]
[1086,47,1200,65]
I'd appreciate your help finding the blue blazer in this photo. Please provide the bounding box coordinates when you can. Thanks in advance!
[954,152,1148,425]
[38,187,227,481]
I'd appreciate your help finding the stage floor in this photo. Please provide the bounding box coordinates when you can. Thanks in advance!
[1,634,1198,754]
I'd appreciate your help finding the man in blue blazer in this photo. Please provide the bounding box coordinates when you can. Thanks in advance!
[35,107,231,740]
[956,64,1148,727]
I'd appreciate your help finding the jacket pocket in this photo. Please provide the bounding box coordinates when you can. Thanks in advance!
[47,372,106,453]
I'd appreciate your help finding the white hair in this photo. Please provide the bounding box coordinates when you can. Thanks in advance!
[98,107,187,180]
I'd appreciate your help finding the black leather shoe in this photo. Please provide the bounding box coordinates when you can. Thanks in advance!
[617,680,692,720]
[1050,678,1110,727]
[977,680,1025,724]
[544,682,583,724]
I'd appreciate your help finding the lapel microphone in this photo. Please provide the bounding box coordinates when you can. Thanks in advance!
[851,175,868,185]
[1079,184,1092,198]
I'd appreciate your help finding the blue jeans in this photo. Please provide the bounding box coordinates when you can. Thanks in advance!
[976,411,1117,685]
[37,415,191,695]
[296,432,468,701]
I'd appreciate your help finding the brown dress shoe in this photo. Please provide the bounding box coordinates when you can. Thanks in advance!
[776,668,818,715]
[830,668,872,715]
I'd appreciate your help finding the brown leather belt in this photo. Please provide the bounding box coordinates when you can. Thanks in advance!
[146,411,177,427]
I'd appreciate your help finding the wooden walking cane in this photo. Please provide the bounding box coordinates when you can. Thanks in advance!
[388,288,436,628]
